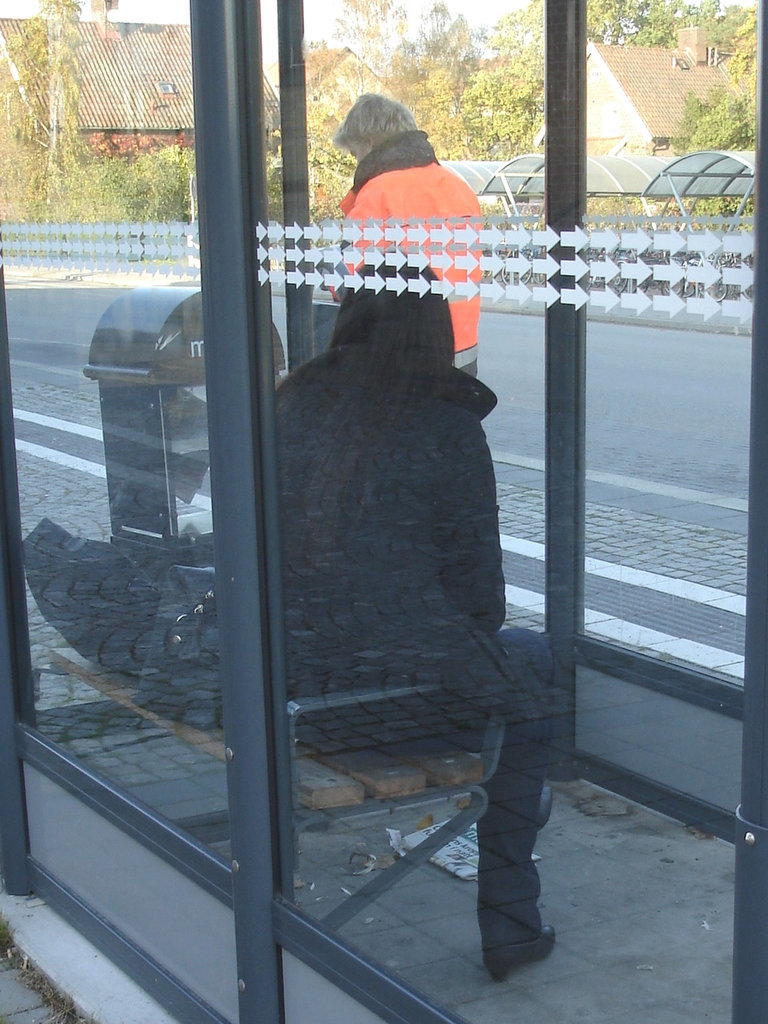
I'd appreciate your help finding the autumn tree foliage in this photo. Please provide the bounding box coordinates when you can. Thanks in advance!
[388,3,482,158]
[0,0,82,216]
[462,2,545,159]
[673,5,757,152]
[0,0,757,222]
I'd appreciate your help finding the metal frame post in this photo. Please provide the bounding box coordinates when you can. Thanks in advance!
[0,259,32,895]
[189,2,283,1020]
[733,0,768,1019]
[544,0,587,767]
[278,0,316,367]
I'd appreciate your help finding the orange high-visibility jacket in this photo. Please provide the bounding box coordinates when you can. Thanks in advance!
[340,132,481,366]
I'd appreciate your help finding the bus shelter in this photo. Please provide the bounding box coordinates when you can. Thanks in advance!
[479,152,672,216]
[1,1,768,1023]
[442,160,506,198]
[642,149,756,223]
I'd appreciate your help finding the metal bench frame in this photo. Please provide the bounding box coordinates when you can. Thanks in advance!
[287,685,507,929]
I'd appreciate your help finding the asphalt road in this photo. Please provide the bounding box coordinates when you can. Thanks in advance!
[4,282,752,503]
[5,283,130,384]
[479,310,751,502]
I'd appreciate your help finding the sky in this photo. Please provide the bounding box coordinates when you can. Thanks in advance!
[0,0,523,63]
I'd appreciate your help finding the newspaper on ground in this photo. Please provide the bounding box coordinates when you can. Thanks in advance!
[386,821,540,881]
[386,821,479,880]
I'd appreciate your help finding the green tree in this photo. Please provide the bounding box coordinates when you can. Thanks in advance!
[587,0,749,47]
[671,4,756,152]
[39,144,196,222]
[4,0,82,212]
[587,0,650,43]
[484,2,544,68]
[728,5,757,95]
[462,0,544,158]
[631,0,696,47]
[699,1,752,51]
[388,3,482,158]
[463,74,542,158]
[630,0,750,48]
[673,87,755,151]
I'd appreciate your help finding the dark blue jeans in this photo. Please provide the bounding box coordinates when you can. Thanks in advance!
[476,628,554,949]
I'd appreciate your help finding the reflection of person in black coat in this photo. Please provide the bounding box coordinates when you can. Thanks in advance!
[276,276,554,980]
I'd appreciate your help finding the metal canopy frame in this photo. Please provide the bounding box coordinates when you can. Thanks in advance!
[442,160,506,195]
[476,152,670,218]
[642,149,756,222]
[483,152,670,197]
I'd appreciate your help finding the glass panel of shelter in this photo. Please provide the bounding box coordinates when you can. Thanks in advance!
[3,2,235,859]
[268,2,737,1022]
[575,27,749,1002]
[582,178,749,687]
[0,0,741,1019]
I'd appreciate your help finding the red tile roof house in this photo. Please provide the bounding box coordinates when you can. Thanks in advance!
[0,0,279,159]
[587,27,735,157]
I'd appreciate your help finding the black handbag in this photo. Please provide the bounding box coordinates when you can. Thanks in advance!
[134,564,222,731]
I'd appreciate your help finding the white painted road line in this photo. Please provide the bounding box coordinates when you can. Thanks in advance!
[501,534,746,616]
[15,440,106,478]
[504,584,744,681]
[14,409,103,441]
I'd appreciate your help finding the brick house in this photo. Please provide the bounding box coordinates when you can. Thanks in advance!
[587,27,734,156]
[0,0,279,159]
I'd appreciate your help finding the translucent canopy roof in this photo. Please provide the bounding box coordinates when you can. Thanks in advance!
[642,151,755,198]
[442,151,755,213]
[443,161,506,193]
[477,153,672,198]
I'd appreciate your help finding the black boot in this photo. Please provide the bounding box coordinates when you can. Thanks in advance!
[483,925,556,981]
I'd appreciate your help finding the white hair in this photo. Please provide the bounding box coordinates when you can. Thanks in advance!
[333,94,418,155]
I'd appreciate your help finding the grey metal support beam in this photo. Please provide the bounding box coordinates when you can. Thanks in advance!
[188,2,283,1021]
[544,0,587,764]
[733,1,768,1019]
[278,0,316,368]
[0,259,32,894]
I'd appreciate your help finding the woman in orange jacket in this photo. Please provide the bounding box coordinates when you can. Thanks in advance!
[334,94,481,376]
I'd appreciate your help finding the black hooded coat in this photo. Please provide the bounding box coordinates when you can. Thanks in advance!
[275,291,547,728]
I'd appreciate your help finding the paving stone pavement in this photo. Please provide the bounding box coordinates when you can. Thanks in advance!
[0,960,57,1024]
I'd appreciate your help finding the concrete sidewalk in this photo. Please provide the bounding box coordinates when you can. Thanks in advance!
[0,892,176,1024]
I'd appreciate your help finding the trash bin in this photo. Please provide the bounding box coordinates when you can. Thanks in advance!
[85,287,286,569]
[84,288,214,566]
